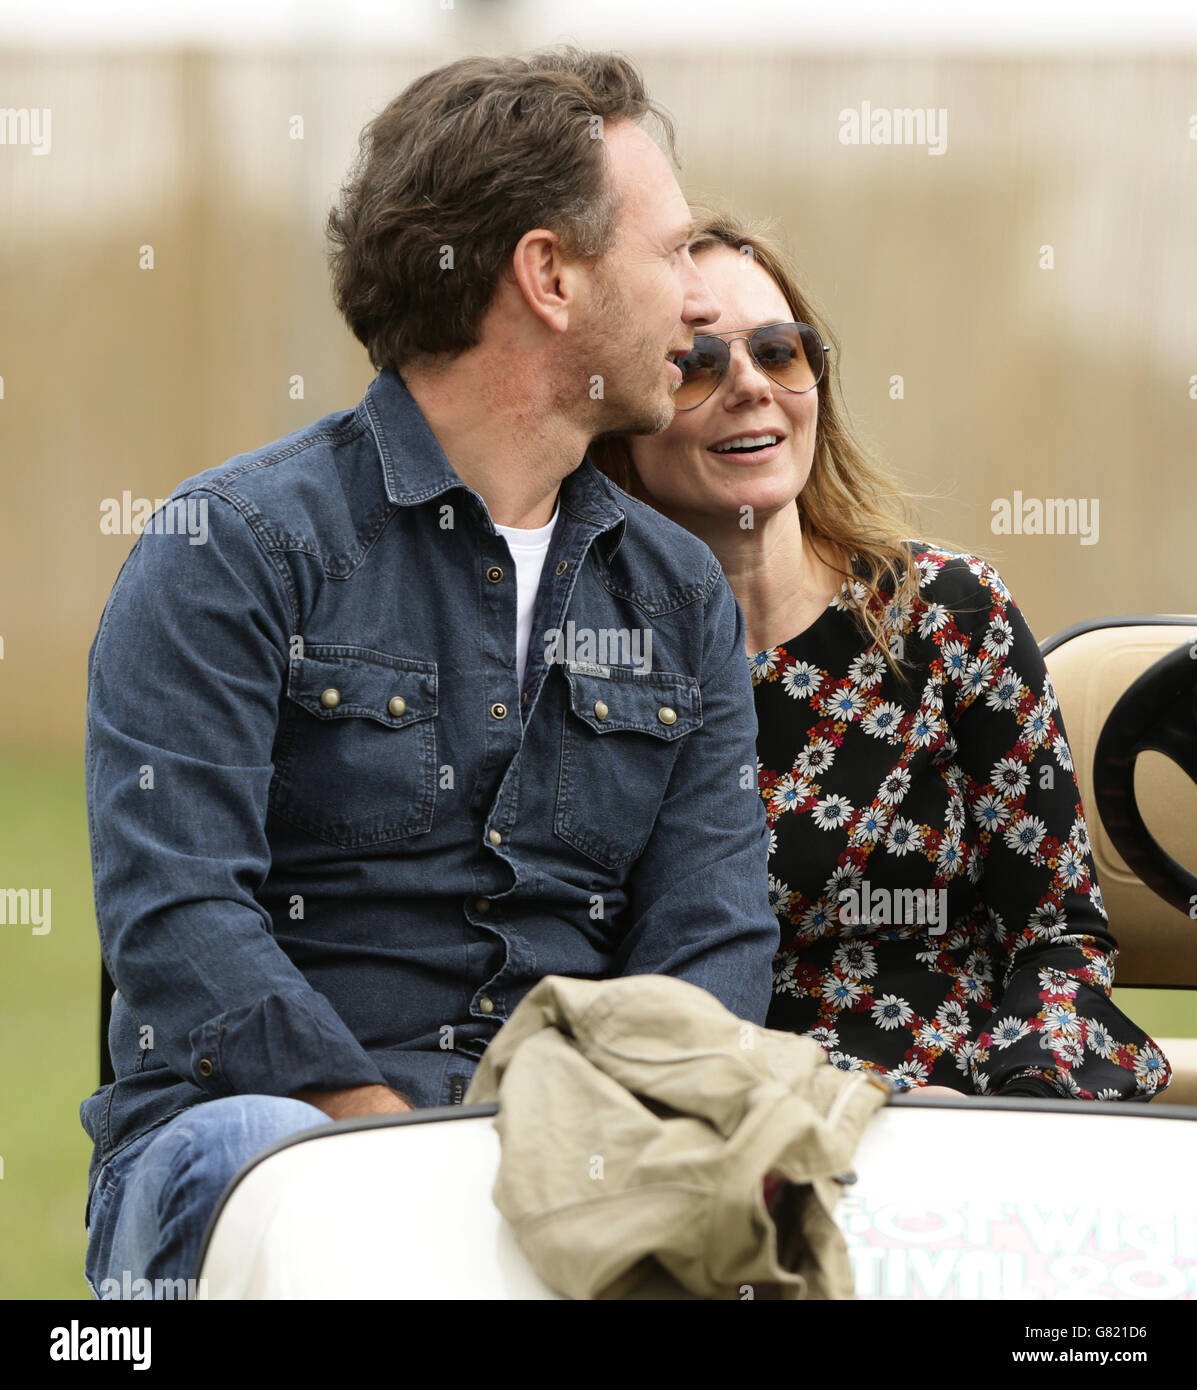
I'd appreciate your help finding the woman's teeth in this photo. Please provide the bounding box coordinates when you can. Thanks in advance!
[711,435,780,454]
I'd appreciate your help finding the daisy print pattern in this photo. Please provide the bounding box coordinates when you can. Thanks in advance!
[796,738,836,777]
[983,615,1015,659]
[849,650,888,687]
[862,701,904,741]
[749,648,780,682]
[832,940,879,978]
[917,603,950,638]
[877,768,912,806]
[985,671,1024,713]
[885,816,922,856]
[820,684,866,723]
[780,660,824,701]
[813,794,854,831]
[753,543,1171,1101]
[850,804,890,845]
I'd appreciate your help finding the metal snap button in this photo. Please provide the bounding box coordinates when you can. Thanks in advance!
[657,706,677,726]
[320,688,341,709]
[486,566,504,583]
[198,1058,214,1077]
[491,702,507,720]
[488,829,502,846]
[478,996,495,1015]
[388,696,407,718]
[474,897,490,913]
[594,700,609,720]
[555,560,568,575]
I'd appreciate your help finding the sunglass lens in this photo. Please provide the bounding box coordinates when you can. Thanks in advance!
[672,338,726,409]
[751,324,824,391]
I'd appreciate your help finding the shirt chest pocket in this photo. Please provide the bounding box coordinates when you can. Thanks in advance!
[270,645,438,848]
[555,664,702,869]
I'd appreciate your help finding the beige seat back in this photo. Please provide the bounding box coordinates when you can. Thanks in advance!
[1034,614,1195,1100]
[1041,617,1197,988]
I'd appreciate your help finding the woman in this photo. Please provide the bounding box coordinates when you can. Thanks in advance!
[590,210,1170,1101]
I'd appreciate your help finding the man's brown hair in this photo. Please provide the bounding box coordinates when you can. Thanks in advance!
[326,47,677,373]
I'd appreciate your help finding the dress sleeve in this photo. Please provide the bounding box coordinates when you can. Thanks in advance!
[941,558,1171,1100]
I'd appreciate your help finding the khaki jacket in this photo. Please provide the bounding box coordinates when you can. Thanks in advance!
[466,974,889,1299]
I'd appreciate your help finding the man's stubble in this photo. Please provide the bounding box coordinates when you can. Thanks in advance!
[554,262,676,446]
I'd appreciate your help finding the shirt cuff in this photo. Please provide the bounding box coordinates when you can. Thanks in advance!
[187,989,387,1097]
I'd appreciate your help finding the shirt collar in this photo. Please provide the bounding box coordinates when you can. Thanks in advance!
[358,368,627,558]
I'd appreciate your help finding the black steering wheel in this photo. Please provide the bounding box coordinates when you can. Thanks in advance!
[1093,638,1197,916]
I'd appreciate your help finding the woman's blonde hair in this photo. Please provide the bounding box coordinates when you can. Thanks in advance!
[588,207,924,678]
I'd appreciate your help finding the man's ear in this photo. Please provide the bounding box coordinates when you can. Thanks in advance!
[508,227,571,333]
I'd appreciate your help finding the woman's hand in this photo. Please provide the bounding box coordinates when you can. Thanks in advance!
[907,1084,967,1099]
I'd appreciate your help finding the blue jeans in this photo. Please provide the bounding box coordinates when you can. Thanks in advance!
[84,1095,330,1299]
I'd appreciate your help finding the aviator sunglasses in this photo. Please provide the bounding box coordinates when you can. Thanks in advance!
[672,321,831,411]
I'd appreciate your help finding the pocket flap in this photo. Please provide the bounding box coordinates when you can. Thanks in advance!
[562,663,700,739]
[287,645,437,729]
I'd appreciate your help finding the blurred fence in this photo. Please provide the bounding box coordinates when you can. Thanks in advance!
[1,46,1195,753]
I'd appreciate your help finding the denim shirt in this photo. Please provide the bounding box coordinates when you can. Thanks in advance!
[80,368,778,1214]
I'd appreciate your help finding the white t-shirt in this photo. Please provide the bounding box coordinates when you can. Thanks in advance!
[493,501,560,690]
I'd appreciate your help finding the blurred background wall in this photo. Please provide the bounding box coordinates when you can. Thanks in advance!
[2,31,1195,750]
[1,0,1194,1297]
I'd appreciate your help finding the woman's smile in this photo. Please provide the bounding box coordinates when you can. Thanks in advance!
[706,431,788,465]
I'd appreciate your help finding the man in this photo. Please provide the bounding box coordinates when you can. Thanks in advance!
[81,47,778,1295]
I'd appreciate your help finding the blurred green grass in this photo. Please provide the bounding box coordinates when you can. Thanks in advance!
[1,753,1194,1299]
[1,753,97,1300]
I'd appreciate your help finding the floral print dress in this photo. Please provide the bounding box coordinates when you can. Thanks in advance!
[753,543,1171,1099]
